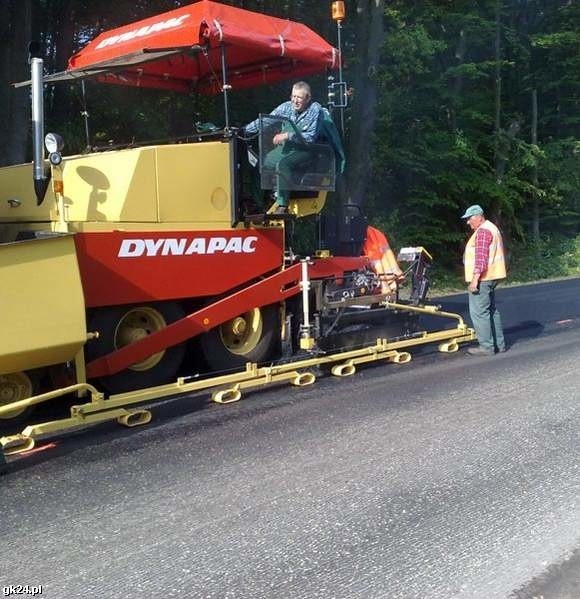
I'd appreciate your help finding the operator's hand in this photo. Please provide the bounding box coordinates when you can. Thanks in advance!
[273,132,290,145]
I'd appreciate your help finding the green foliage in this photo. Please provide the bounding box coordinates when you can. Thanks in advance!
[1,0,578,290]
[363,0,579,277]
[428,264,464,295]
[428,234,580,295]
[380,23,445,84]
[508,234,580,282]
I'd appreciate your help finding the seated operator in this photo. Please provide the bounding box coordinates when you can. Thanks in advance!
[362,225,405,295]
[242,81,322,215]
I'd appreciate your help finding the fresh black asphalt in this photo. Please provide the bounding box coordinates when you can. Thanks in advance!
[1,278,579,598]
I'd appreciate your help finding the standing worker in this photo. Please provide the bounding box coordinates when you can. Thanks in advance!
[461,204,507,355]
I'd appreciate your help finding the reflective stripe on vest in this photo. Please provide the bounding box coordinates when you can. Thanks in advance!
[464,220,506,282]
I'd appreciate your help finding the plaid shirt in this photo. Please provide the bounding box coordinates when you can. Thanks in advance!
[244,100,322,143]
[473,226,493,276]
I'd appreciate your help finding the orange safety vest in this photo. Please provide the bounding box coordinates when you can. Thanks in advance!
[362,226,402,296]
[464,220,506,282]
[363,226,401,272]
[362,226,389,262]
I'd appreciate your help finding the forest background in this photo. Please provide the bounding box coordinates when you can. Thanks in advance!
[1,0,578,289]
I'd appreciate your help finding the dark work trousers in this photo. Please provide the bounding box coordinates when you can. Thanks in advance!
[468,279,506,352]
[263,144,312,207]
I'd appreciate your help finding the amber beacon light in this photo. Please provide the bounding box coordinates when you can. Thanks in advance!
[332,1,345,21]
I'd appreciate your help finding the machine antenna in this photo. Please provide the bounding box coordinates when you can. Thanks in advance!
[329,1,348,135]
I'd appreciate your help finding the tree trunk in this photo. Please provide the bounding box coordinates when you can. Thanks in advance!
[0,0,32,166]
[531,88,540,243]
[493,0,502,184]
[344,0,384,208]
[449,28,467,131]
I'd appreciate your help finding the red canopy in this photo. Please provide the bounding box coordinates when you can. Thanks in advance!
[59,0,339,94]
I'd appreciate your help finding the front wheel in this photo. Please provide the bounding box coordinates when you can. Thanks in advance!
[86,302,187,394]
[0,371,36,424]
[199,305,279,372]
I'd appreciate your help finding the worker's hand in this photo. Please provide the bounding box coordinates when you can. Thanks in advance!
[273,132,289,145]
[468,275,480,294]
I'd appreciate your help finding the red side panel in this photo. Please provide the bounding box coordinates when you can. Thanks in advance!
[74,229,284,308]
[86,255,369,378]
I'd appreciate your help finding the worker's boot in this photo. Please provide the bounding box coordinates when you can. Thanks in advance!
[467,346,495,356]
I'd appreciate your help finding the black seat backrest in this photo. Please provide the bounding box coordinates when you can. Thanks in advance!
[319,204,367,257]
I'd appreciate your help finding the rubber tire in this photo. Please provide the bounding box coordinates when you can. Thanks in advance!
[86,302,187,394]
[0,371,37,428]
[199,305,279,372]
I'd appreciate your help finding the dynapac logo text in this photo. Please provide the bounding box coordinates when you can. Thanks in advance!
[118,236,258,258]
[95,14,190,50]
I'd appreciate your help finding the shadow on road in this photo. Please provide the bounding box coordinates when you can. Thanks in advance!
[512,547,580,599]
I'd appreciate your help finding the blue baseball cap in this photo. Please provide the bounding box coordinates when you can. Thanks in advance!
[461,204,484,219]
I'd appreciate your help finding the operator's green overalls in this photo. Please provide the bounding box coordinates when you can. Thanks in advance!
[264,122,313,207]
[249,109,345,209]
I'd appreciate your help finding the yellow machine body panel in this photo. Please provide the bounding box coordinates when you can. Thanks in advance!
[0,163,55,229]
[63,148,158,223]
[0,140,234,237]
[289,193,328,218]
[0,235,87,375]
[156,142,233,225]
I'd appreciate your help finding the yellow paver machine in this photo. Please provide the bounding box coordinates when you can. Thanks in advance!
[0,1,474,466]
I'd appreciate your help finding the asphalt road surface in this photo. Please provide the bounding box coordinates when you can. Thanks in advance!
[1,278,579,599]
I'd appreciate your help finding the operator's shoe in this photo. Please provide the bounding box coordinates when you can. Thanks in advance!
[496,346,507,353]
[467,346,495,356]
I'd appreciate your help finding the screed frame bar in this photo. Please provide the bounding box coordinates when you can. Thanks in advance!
[0,319,475,457]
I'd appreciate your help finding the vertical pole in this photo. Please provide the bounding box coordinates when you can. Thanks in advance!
[30,56,51,204]
[31,58,45,188]
[220,44,230,130]
[301,259,311,329]
[336,19,345,135]
[81,80,91,150]
[299,259,316,350]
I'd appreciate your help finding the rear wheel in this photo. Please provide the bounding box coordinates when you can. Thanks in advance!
[86,302,186,394]
[199,305,279,371]
[0,372,35,424]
